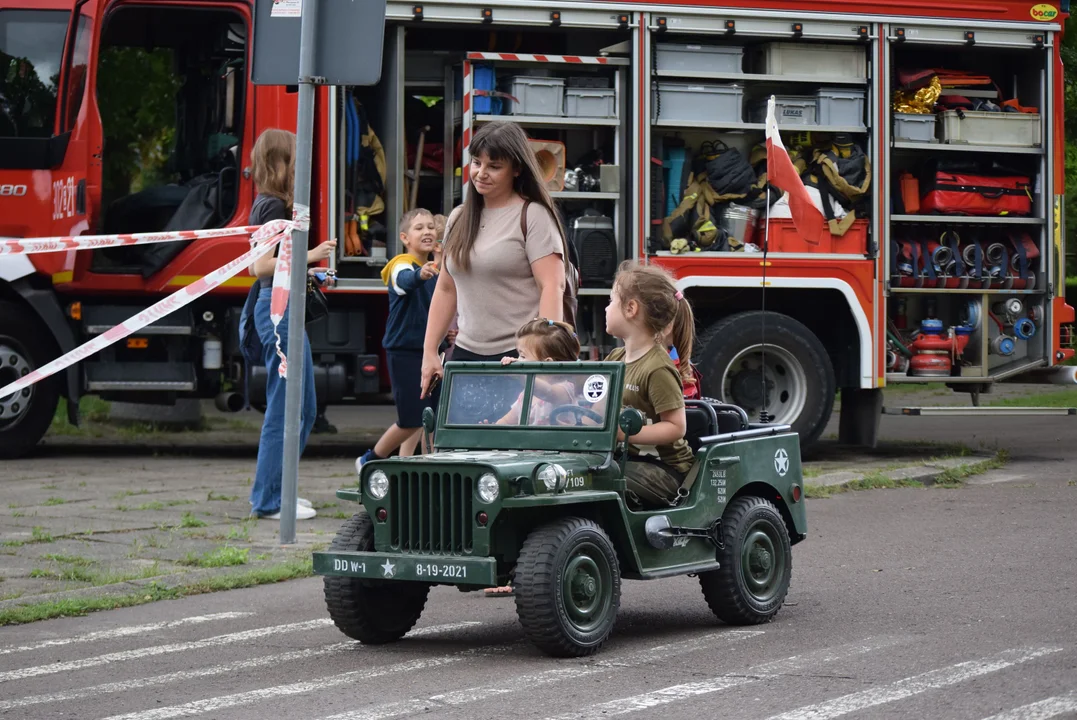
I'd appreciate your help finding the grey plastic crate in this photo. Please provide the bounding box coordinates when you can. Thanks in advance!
[503,76,565,116]
[749,96,817,125]
[751,42,867,79]
[816,87,865,127]
[893,113,937,143]
[652,82,743,124]
[568,75,610,88]
[655,43,743,74]
[565,88,617,118]
[937,110,1041,147]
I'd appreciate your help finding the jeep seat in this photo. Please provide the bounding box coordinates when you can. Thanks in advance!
[684,400,750,452]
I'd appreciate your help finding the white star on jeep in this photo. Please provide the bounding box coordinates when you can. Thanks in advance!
[381,559,395,578]
[774,448,790,477]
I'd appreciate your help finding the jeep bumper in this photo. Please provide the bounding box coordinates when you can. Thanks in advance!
[312,550,497,585]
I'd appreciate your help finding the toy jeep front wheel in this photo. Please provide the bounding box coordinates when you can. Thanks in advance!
[699,496,792,625]
[514,517,621,658]
[322,512,430,644]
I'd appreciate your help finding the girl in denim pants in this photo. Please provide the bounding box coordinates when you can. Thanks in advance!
[247,129,337,520]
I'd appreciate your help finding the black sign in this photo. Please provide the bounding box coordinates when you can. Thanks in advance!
[251,0,387,86]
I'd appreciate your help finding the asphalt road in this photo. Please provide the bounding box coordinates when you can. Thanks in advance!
[1,412,1075,720]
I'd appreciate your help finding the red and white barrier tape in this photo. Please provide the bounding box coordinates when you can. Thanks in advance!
[0,209,309,401]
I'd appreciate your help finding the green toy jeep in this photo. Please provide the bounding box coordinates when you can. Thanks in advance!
[313,361,806,658]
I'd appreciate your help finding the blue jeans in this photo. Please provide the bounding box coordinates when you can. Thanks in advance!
[251,287,317,516]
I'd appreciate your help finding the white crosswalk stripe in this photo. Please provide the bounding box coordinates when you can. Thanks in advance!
[0,612,253,656]
[0,618,331,684]
[320,629,766,720]
[540,636,911,720]
[0,643,354,712]
[979,689,1077,720]
[766,647,1063,720]
[97,625,504,720]
[0,618,476,685]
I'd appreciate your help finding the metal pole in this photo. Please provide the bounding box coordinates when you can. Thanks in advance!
[279,0,319,545]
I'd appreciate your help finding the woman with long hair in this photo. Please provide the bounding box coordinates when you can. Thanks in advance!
[419,121,569,398]
[247,128,337,520]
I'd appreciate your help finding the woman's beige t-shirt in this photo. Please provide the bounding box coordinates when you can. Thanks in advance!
[444,200,563,355]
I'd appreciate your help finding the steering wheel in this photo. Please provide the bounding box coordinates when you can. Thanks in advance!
[548,404,604,427]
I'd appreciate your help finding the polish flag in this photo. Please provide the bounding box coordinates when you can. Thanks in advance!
[765,96,824,244]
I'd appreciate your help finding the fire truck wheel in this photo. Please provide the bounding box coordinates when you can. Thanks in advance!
[699,496,792,625]
[0,302,61,460]
[697,311,835,448]
[514,517,621,658]
[322,511,430,644]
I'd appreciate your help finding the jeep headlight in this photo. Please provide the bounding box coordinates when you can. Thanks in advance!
[367,470,389,500]
[537,464,567,491]
[477,473,500,504]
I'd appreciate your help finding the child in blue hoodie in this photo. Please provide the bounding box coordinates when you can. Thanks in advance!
[358,209,443,466]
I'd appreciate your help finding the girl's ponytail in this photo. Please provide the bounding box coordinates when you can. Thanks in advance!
[669,291,696,385]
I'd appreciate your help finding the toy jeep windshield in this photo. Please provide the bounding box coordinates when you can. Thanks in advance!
[313,361,807,657]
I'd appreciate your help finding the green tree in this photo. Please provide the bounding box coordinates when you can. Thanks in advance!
[96,47,182,205]
[1062,16,1077,278]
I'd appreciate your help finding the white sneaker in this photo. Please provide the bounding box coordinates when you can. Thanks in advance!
[260,504,317,520]
[298,497,313,508]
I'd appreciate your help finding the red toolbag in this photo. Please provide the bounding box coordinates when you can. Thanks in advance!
[920,172,1032,216]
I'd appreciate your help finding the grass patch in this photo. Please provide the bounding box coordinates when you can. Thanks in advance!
[11,510,24,518]
[49,396,112,435]
[31,527,53,543]
[805,450,1009,498]
[882,382,947,395]
[207,492,239,502]
[1,540,25,548]
[42,553,95,566]
[312,501,338,510]
[987,388,1077,409]
[180,546,249,568]
[179,512,206,529]
[329,512,351,520]
[42,498,66,506]
[932,449,1009,488]
[0,556,315,626]
[225,521,255,542]
[113,489,150,500]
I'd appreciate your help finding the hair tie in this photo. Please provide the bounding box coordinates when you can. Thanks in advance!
[674,290,684,301]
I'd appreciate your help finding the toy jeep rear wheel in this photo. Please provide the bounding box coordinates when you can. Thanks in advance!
[699,496,792,625]
[514,517,621,658]
[323,512,430,644]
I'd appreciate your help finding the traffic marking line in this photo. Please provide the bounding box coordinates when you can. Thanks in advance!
[321,630,766,720]
[0,618,332,684]
[95,622,494,720]
[0,621,482,710]
[766,646,1063,720]
[539,636,913,720]
[0,612,253,657]
[979,689,1077,720]
[0,643,353,711]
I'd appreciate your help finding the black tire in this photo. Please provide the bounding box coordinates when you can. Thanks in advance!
[514,517,621,658]
[0,302,61,460]
[699,496,792,625]
[322,512,430,644]
[697,310,835,448]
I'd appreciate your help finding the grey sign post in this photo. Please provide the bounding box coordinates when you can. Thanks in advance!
[251,0,386,544]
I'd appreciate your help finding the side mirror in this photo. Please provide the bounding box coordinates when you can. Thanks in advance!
[422,406,436,435]
[618,408,645,439]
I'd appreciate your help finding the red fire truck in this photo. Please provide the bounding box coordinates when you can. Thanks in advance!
[1,0,1073,459]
